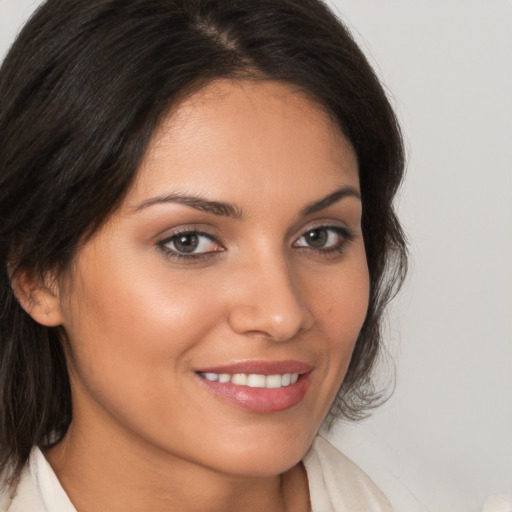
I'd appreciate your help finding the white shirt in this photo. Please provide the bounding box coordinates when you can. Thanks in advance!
[1,435,392,512]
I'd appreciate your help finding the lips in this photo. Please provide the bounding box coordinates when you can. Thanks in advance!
[196,360,312,413]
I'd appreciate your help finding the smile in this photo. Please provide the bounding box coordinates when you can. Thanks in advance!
[196,361,312,413]
[200,372,299,388]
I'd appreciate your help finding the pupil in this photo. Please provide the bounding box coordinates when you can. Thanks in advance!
[174,234,199,253]
[307,229,327,248]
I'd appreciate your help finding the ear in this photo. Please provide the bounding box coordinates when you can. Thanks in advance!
[10,269,64,327]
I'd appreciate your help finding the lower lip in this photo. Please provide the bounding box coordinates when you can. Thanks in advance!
[198,373,311,413]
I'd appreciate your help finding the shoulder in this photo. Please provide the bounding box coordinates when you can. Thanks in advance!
[303,435,393,512]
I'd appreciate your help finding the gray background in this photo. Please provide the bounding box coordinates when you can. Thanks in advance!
[1,1,511,511]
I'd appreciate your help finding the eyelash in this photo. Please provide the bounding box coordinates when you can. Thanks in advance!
[157,229,224,261]
[292,226,355,256]
[157,225,355,262]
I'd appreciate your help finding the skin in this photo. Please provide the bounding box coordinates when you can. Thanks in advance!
[23,79,369,512]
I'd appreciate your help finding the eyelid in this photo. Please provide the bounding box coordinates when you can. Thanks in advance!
[292,223,356,253]
[293,220,352,240]
[157,228,225,260]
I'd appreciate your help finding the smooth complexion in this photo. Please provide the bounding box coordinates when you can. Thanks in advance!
[28,80,369,512]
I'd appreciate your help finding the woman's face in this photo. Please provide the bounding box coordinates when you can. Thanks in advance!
[55,79,369,477]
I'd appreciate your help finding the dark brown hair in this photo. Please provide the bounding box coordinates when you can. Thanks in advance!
[0,0,406,483]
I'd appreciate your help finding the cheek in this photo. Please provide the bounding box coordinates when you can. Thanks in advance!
[305,248,370,392]
[66,250,221,342]
[60,255,225,404]
[59,262,231,455]
[311,250,370,339]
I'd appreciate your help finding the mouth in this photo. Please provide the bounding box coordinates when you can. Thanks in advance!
[196,361,312,413]
[199,372,299,389]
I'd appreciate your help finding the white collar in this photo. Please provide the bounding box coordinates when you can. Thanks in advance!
[28,447,76,512]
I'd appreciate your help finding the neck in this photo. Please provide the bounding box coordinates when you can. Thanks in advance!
[45,419,310,512]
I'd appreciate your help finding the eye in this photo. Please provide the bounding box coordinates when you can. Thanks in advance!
[158,230,223,258]
[293,226,353,253]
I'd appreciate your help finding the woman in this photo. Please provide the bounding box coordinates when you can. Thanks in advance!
[0,0,407,511]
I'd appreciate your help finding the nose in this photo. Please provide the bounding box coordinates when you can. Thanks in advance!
[227,255,314,342]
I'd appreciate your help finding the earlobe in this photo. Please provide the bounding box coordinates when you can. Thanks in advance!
[10,269,64,327]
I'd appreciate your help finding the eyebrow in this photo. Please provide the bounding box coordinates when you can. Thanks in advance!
[132,193,242,218]
[301,186,361,216]
[132,185,360,218]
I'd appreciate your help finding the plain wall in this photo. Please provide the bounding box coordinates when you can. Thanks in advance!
[1,1,511,511]
[325,2,512,512]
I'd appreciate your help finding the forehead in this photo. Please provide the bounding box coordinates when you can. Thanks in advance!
[125,79,359,210]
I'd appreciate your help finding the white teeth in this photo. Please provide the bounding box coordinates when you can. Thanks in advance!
[281,373,291,387]
[265,374,282,388]
[201,372,300,388]
[231,374,247,386]
[247,374,266,388]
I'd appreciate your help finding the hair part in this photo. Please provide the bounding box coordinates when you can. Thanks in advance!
[0,0,407,485]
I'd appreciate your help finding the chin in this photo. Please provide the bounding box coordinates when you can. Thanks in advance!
[198,426,317,478]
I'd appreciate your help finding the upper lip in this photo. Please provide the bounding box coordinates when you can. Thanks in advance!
[196,360,313,376]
